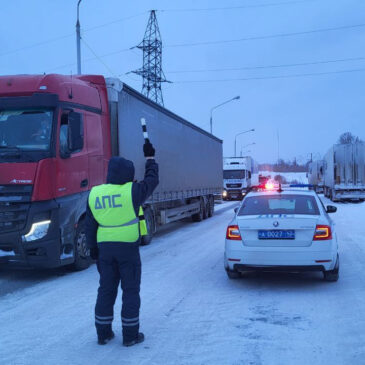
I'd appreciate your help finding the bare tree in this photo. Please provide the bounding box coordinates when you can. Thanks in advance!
[338,132,363,144]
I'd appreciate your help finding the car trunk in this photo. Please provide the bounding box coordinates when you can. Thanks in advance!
[237,215,319,247]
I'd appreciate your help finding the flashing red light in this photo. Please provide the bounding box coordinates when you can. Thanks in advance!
[313,225,332,241]
[265,182,275,190]
[226,225,242,240]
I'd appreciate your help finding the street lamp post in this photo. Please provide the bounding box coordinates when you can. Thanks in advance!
[234,129,255,157]
[240,142,256,156]
[210,96,240,134]
[240,150,251,156]
[76,0,82,74]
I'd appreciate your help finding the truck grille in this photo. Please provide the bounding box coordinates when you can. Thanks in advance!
[0,185,32,234]
[228,189,242,194]
[227,184,242,188]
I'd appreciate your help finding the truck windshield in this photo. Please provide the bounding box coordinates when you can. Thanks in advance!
[238,194,320,216]
[0,109,53,151]
[224,170,245,179]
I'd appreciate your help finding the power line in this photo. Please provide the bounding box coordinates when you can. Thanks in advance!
[45,46,131,72]
[160,0,318,13]
[45,22,365,73]
[0,11,147,58]
[165,23,365,48]
[173,67,365,84]
[83,11,148,32]
[166,56,365,74]
[81,38,117,77]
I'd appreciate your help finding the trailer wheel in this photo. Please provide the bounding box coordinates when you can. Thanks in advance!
[323,255,339,282]
[141,207,155,246]
[192,198,204,222]
[207,196,214,217]
[72,220,92,271]
[203,197,209,220]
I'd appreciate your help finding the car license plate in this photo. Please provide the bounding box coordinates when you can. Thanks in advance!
[258,230,295,240]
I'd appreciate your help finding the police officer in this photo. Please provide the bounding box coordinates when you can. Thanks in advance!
[86,141,158,346]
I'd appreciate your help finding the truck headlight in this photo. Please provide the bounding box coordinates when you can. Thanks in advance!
[22,220,51,242]
[223,190,227,197]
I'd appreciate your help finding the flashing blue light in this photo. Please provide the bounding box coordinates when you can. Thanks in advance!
[289,184,314,188]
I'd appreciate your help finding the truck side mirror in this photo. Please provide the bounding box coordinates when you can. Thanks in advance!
[234,207,238,213]
[326,205,337,213]
[68,112,84,152]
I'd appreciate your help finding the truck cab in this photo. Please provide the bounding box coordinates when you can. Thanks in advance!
[223,157,253,200]
[0,74,110,269]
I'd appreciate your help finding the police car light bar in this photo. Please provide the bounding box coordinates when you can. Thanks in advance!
[289,184,314,188]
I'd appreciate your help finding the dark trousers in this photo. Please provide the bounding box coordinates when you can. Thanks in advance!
[95,243,141,342]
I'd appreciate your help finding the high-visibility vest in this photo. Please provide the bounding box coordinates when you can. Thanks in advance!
[88,182,147,243]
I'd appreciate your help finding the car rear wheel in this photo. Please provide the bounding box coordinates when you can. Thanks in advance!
[323,255,339,282]
[226,269,241,279]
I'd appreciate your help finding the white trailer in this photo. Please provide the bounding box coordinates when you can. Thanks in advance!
[323,143,365,201]
[308,160,325,193]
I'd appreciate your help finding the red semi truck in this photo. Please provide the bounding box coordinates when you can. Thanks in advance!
[0,74,222,269]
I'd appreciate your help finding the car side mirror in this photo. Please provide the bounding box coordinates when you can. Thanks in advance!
[326,205,337,213]
[234,207,238,213]
[68,112,84,152]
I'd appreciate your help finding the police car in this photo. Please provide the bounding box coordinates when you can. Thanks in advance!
[224,183,339,281]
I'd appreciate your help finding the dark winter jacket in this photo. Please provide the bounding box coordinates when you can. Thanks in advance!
[86,157,159,250]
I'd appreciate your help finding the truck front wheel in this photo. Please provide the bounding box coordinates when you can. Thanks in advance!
[72,220,92,271]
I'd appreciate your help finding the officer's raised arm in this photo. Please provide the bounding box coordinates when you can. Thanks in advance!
[132,141,159,209]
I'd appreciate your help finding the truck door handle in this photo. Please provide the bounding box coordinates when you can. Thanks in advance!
[80,179,88,188]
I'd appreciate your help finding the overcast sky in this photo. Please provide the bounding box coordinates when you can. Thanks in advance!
[0,0,364,163]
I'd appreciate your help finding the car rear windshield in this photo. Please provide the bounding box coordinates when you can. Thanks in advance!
[238,194,320,216]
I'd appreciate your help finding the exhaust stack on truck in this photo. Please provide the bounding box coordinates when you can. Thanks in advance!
[0,74,222,269]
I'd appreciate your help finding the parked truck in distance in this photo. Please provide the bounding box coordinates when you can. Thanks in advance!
[308,160,324,193]
[323,143,365,201]
[0,74,223,270]
[223,156,257,200]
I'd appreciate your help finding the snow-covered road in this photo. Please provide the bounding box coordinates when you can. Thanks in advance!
[1,198,365,365]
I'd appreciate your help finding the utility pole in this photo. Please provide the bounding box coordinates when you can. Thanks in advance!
[76,0,81,75]
[131,10,169,106]
[76,0,82,74]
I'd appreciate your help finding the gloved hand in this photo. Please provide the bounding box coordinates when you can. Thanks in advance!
[90,246,99,260]
[143,140,155,158]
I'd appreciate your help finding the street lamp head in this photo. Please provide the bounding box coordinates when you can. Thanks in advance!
[234,96,240,100]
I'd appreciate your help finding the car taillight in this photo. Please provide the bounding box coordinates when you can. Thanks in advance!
[226,225,242,240]
[313,225,332,241]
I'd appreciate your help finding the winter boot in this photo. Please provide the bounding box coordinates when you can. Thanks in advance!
[123,332,145,347]
[98,331,115,345]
